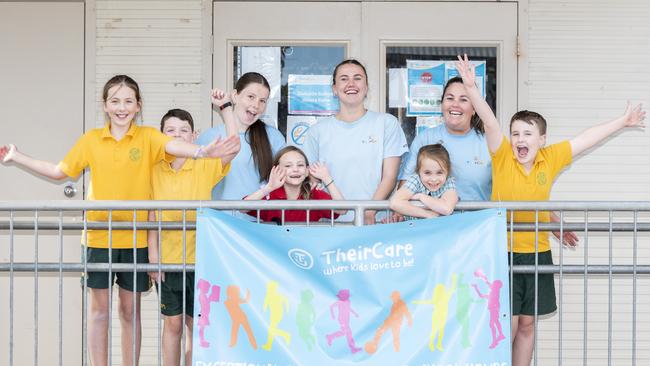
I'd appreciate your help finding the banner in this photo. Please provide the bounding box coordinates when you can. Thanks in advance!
[194,209,510,366]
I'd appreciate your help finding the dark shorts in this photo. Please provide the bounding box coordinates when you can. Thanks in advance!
[158,272,195,317]
[509,250,557,316]
[83,247,151,292]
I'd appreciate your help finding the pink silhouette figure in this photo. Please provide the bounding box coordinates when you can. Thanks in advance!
[326,289,362,354]
[473,269,506,349]
[196,278,221,348]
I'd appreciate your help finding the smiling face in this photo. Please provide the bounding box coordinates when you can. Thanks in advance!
[278,150,308,187]
[418,157,449,192]
[232,82,270,128]
[103,84,141,129]
[510,119,546,170]
[441,81,475,135]
[162,117,193,143]
[332,63,369,107]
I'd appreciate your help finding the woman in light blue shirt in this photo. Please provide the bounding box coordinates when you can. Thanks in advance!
[197,72,285,215]
[399,76,491,201]
[303,59,408,224]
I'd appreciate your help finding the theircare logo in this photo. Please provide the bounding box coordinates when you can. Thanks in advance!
[288,248,314,270]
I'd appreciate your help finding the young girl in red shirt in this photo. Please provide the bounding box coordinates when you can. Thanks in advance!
[244,146,345,224]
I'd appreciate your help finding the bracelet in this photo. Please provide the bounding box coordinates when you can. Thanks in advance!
[324,179,334,188]
[192,145,205,160]
[219,101,232,111]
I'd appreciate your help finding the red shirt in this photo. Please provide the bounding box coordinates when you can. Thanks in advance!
[246,187,340,223]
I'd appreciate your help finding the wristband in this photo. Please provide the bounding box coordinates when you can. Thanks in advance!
[324,179,334,188]
[219,101,232,111]
[192,145,205,160]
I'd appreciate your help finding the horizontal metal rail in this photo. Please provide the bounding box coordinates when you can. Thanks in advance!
[1,263,650,274]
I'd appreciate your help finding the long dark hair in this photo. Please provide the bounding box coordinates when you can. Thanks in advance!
[271,146,312,200]
[442,76,484,134]
[235,72,273,182]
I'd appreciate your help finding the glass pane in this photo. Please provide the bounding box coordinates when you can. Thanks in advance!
[234,46,346,141]
[386,46,497,145]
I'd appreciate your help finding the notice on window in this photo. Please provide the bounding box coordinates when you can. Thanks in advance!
[388,68,408,108]
[288,74,339,116]
[287,115,320,146]
[240,47,282,102]
[406,60,486,117]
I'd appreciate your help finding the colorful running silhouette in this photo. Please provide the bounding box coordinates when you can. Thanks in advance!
[364,290,413,354]
[196,278,221,348]
[224,285,258,350]
[326,289,362,354]
[413,274,458,352]
[472,268,506,349]
[261,281,291,351]
[455,273,478,349]
[296,289,316,351]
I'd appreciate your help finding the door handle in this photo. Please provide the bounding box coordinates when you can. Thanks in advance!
[63,183,77,198]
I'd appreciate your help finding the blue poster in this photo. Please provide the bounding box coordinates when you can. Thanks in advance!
[288,74,339,115]
[407,60,486,117]
[193,209,510,366]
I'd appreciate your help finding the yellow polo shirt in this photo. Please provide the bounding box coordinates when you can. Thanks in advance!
[58,123,172,248]
[151,158,230,263]
[491,136,572,253]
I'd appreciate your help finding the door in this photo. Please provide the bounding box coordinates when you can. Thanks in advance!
[0,2,84,365]
[212,1,517,145]
[212,1,361,141]
[363,1,518,143]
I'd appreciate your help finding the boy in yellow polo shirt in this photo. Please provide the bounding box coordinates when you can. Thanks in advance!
[148,106,236,366]
[455,55,645,366]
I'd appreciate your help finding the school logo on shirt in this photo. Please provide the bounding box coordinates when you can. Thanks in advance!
[129,148,142,162]
[471,156,486,166]
[362,135,377,144]
[536,172,547,186]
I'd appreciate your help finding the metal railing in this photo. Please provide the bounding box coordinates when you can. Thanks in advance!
[1,200,649,366]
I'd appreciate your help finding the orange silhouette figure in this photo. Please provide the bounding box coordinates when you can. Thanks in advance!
[364,291,413,354]
[224,285,258,350]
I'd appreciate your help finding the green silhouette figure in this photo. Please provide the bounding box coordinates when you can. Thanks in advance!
[364,290,413,354]
[296,289,316,351]
[455,273,478,349]
[261,281,291,351]
[413,274,458,352]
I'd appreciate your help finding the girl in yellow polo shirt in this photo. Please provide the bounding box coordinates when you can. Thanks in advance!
[0,75,240,366]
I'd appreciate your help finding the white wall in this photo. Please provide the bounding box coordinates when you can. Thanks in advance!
[523,0,650,364]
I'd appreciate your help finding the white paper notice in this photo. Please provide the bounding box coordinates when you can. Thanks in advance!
[240,47,282,102]
[388,68,408,108]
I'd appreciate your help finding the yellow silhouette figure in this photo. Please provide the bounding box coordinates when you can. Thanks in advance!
[413,274,458,352]
[261,281,291,351]
[224,285,258,350]
[364,291,413,354]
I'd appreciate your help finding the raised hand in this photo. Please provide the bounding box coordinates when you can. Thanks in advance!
[1,144,17,163]
[211,88,232,109]
[308,161,332,183]
[621,102,646,128]
[204,135,241,159]
[267,165,286,191]
[454,53,476,89]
